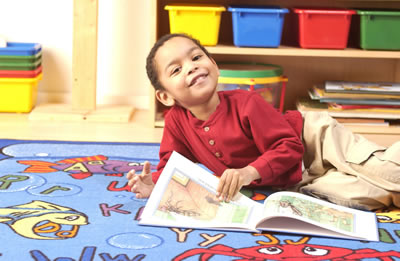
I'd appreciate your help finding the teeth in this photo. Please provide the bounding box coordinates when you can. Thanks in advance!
[190,75,205,87]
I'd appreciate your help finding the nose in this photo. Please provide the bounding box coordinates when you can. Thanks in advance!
[187,63,198,75]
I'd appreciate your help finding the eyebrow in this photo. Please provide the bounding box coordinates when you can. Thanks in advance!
[164,46,201,73]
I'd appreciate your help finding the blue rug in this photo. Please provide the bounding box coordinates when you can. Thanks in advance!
[0,139,399,260]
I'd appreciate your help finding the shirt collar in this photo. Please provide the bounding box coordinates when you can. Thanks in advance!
[187,91,227,128]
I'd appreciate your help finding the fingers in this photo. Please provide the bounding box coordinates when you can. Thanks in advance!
[126,169,136,179]
[141,161,151,176]
[217,169,243,203]
[216,171,229,200]
[129,176,144,194]
[127,168,143,192]
[132,177,155,199]
[126,162,155,199]
[128,175,139,191]
[227,177,240,202]
[127,169,137,189]
[127,162,150,179]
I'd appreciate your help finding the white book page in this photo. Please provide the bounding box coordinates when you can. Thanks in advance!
[140,151,263,231]
[257,191,378,241]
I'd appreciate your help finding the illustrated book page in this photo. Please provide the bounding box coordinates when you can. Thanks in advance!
[139,151,379,241]
[256,191,379,241]
[139,151,263,231]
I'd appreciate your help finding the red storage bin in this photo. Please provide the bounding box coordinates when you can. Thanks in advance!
[293,8,356,49]
[0,66,42,78]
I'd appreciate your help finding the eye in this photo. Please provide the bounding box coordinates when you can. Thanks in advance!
[377,215,392,222]
[128,162,140,166]
[258,247,283,255]
[303,246,329,256]
[193,54,202,61]
[64,215,79,221]
[171,66,181,75]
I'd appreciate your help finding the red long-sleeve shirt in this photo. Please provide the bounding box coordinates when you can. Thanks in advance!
[153,90,304,188]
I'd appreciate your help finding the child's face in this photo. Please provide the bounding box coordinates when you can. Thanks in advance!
[154,37,220,109]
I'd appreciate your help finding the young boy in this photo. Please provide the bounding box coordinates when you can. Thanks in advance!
[127,33,400,211]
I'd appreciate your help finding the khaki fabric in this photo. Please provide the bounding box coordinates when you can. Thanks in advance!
[291,111,400,211]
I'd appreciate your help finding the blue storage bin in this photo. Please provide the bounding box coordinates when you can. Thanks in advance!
[228,6,289,47]
[0,42,42,56]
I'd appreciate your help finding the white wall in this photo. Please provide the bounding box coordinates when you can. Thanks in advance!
[0,0,152,110]
[97,0,152,109]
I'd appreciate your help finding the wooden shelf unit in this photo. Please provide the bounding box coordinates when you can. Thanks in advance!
[150,0,400,143]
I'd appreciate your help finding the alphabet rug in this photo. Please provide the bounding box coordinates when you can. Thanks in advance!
[0,139,399,260]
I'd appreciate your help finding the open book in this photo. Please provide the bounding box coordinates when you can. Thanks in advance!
[139,151,379,241]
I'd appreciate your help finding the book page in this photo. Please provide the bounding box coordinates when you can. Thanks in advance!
[140,151,263,231]
[154,169,253,224]
[263,192,354,233]
[258,191,378,241]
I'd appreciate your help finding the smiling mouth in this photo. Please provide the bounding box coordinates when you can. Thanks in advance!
[189,73,208,87]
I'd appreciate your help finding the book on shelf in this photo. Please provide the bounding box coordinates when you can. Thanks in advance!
[335,117,389,126]
[296,98,400,120]
[139,151,379,241]
[310,86,400,106]
[314,85,400,100]
[325,81,400,95]
[330,103,400,110]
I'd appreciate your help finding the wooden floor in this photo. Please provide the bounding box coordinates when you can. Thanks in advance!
[0,109,163,143]
[0,109,398,147]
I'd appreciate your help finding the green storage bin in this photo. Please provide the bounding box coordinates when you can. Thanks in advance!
[0,59,41,70]
[357,9,400,50]
[0,51,42,63]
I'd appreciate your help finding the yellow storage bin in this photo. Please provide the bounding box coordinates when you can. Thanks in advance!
[0,73,42,112]
[165,4,226,46]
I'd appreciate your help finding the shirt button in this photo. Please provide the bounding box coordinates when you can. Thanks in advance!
[209,140,215,146]
[204,126,210,132]
[215,152,222,158]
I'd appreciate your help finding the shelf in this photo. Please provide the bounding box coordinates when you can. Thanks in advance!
[207,45,400,59]
[151,0,400,145]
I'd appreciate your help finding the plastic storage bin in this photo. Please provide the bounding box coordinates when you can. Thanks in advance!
[0,42,42,56]
[357,9,400,50]
[217,62,287,112]
[165,4,225,46]
[228,6,289,47]
[0,59,41,70]
[293,8,356,49]
[0,73,42,112]
[0,51,42,63]
[0,66,42,78]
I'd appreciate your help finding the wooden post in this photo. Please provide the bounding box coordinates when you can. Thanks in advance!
[150,0,158,127]
[72,0,98,111]
[30,0,135,122]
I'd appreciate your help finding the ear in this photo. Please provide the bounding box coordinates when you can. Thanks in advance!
[156,90,175,107]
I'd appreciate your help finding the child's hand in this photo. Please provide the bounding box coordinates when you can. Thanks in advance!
[216,165,260,202]
[127,161,154,199]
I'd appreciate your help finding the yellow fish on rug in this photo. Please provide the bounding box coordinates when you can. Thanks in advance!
[0,200,89,240]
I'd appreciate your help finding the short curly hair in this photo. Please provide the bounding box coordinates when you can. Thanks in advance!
[146,33,212,90]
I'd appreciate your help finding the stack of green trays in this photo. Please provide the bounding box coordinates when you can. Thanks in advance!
[0,42,42,77]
